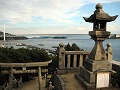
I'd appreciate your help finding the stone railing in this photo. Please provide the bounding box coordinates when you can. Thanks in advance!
[58,43,113,70]
[53,72,65,90]
[111,60,120,71]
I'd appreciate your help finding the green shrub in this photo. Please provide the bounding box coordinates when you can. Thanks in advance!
[64,43,84,51]
[0,47,50,63]
[0,47,50,85]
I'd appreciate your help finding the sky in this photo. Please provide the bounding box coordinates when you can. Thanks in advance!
[0,0,120,34]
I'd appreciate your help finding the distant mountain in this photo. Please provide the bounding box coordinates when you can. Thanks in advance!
[0,31,28,40]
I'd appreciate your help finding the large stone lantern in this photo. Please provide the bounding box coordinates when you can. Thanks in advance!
[84,3,118,61]
[77,3,118,89]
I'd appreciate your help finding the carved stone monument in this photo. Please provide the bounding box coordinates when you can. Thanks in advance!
[76,3,118,89]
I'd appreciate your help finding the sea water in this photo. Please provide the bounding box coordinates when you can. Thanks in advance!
[0,34,120,61]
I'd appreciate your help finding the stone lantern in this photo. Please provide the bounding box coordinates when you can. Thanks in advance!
[77,3,118,89]
[84,3,118,62]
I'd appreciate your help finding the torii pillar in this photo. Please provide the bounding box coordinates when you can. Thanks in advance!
[76,3,118,89]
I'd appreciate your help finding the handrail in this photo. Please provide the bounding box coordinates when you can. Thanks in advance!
[110,60,120,66]
[65,51,90,55]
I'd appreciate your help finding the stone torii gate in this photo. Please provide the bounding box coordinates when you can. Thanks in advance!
[0,60,52,90]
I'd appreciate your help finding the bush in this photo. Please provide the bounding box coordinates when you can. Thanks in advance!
[64,43,84,51]
[0,47,50,63]
[0,47,50,85]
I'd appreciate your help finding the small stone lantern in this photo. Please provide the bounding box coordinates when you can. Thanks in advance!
[78,3,118,89]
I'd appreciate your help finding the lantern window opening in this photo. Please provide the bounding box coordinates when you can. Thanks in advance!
[99,22,106,30]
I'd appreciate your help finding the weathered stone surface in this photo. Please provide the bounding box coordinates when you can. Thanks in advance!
[80,66,95,83]
[77,3,118,90]
[0,60,52,67]
[84,59,112,72]
[58,43,65,69]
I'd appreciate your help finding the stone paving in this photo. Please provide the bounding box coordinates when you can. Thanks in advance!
[21,77,46,90]
[59,72,120,90]
[60,73,85,90]
[21,73,120,90]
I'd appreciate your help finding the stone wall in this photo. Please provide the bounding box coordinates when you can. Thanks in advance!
[53,72,65,90]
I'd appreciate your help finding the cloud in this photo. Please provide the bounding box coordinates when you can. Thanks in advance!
[0,0,84,23]
[107,23,120,34]
[0,24,91,34]
[1,0,119,24]
[0,22,119,34]
[88,0,120,3]
[0,0,120,34]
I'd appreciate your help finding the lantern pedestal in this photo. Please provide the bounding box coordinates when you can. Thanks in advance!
[76,31,112,89]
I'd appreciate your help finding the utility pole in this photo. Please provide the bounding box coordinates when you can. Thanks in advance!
[3,23,6,41]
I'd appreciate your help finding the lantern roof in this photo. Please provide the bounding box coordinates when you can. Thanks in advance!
[83,3,118,23]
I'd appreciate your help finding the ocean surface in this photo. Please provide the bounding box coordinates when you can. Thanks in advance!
[0,34,120,61]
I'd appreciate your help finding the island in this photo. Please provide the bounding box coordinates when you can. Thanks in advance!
[53,36,67,39]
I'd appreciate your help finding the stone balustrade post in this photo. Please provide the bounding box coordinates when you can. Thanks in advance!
[79,55,83,68]
[106,43,113,61]
[67,55,71,68]
[73,55,77,68]
[58,43,65,69]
